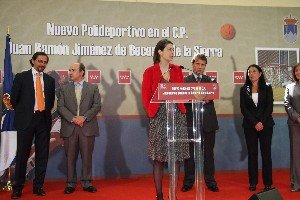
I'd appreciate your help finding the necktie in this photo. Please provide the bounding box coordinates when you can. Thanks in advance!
[75,83,81,116]
[196,76,201,83]
[36,73,45,111]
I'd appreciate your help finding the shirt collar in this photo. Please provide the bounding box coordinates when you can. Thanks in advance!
[193,73,202,79]
[74,80,84,86]
[32,67,43,76]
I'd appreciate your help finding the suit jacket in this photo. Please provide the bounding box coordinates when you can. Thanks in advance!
[240,83,275,129]
[11,69,55,131]
[142,63,186,118]
[184,74,219,132]
[284,82,300,126]
[57,81,101,138]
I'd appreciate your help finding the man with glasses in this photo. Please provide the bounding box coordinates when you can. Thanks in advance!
[10,52,56,199]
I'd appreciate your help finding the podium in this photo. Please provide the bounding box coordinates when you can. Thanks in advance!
[151,82,219,200]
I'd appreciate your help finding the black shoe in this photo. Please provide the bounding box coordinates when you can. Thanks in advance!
[263,185,272,191]
[249,184,256,191]
[11,189,22,199]
[207,185,219,192]
[291,187,300,192]
[181,185,193,192]
[83,185,97,193]
[156,193,164,200]
[33,187,46,196]
[64,187,75,194]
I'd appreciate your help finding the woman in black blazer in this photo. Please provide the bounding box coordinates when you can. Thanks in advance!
[240,64,274,192]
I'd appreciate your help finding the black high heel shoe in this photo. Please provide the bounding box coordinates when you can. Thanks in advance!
[156,193,164,200]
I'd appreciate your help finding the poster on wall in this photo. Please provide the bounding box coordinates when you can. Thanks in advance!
[255,47,300,104]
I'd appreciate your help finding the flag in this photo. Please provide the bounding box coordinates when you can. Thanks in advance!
[0,34,17,176]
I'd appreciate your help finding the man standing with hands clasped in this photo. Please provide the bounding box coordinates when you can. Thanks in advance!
[181,54,220,192]
[57,63,101,194]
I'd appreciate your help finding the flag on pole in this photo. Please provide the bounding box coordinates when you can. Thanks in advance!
[0,33,17,176]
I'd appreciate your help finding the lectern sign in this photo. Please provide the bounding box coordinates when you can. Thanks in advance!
[158,83,219,101]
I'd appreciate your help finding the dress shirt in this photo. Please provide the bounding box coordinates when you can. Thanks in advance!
[32,67,45,112]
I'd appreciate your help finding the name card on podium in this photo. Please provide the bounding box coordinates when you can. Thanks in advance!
[157,82,219,101]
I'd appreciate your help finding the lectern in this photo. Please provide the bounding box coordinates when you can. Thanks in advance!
[152,82,219,200]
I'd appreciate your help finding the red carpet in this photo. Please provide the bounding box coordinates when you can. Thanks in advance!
[1,169,299,200]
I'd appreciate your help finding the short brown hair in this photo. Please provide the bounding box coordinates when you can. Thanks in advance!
[192,54,207,64]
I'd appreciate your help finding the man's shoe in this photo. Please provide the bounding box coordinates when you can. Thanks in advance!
[181,185,192,192]
[64,187,75,194]
[249,184,256,191]
[263,185,272,191]
[291,187,300,192]
[83,185,97,193]
[207,185,219,192]
[33,187,46,196]
[11,189,22,199]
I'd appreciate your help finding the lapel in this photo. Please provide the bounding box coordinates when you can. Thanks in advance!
[153,64,162,82]
[247,86,257,108]
[201,75,209,83]
[27,69,35,98]
[185,74,196,83]
[80,81,88,104]
[190,75,196,83]
[43,74,49,95]
[67,82,77,106]
[257,87,265,108]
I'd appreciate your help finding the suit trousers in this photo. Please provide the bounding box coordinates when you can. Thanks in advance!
[13,111,50,190]
[183,128,217,187]
[63,126,95,188]
[289,125,300,189]
[244,127,273,186]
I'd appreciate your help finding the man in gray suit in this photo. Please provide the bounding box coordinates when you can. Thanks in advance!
[181,54,219,192]
[57,63,101,194]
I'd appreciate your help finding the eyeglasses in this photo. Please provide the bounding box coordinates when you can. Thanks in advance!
[36,60,48,64]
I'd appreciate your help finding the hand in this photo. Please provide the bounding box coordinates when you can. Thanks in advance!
[255,122,264,131]
[297,117,300,124]
[3,93,13,110]
[72,116,86,127]
[72,117,81,126]
[76,116,86,127]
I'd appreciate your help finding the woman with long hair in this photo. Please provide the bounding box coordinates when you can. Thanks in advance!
[240,64,274,192]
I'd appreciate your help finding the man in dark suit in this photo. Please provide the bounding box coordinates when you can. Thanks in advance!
[57,63,101,194]
[10,52,55,199]
[181,54,219,192]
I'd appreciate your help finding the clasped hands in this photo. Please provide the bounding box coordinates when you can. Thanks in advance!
[255,122,264,131]
[72,116,86,127]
